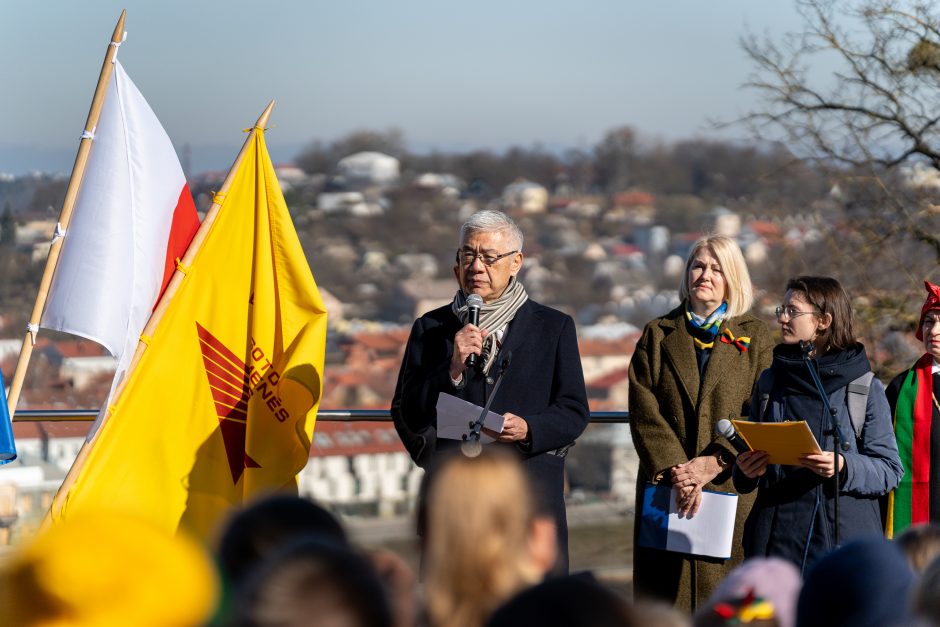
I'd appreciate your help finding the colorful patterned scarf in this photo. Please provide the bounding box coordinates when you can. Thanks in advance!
[685,301,728,350]
[888,353,934,537]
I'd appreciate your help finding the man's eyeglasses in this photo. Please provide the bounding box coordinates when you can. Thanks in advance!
[456,249,518,267]
[775,306,818,320]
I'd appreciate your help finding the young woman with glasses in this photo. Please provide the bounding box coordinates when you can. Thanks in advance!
[734,276,902,573]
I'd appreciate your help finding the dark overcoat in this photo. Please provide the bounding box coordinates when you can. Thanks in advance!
[628,304,773,611]
[391,299,590,572]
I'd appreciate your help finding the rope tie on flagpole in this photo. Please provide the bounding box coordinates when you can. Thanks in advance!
[110,32,128,63]
[80,128,96,141]
[175,258,191,275]
[243,126,269,133]
[26,323,38,345]
[210,191,226,206]
[139,334,153,346]
[51,223,66,245]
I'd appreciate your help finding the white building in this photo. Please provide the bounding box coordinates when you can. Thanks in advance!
[502,180,548,214]
[337,152,400,186]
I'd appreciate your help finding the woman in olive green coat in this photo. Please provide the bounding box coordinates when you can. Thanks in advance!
[628,235,773,611]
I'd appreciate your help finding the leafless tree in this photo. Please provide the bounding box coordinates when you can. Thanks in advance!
[742,0,940,357]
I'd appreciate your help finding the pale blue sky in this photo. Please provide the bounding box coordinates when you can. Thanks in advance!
[1,2,823,174]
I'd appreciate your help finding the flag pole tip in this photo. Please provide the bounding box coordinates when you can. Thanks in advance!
[113,10,127,41]
[255,101,276,129]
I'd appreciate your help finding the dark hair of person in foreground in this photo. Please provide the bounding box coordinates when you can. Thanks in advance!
[216,493,348,588]
[796,538,914,627]
[227,535,393,627]
[485,573,636,627]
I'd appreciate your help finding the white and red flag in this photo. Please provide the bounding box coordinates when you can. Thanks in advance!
[41,60,199,394]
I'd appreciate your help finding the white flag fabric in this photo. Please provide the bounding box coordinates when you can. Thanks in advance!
[42,61,198,379]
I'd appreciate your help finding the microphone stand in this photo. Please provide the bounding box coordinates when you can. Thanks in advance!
[800,340,849,548]
[461,351,512,457]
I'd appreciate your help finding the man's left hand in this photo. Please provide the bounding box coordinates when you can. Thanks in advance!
[483,412,529,442]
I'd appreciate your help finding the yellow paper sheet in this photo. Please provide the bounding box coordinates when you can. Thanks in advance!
[731,420,822,466]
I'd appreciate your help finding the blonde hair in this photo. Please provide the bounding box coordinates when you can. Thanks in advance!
[423,450,543,627]
[679,234,754,317]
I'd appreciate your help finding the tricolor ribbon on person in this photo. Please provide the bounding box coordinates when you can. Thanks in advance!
[719,328,750,353]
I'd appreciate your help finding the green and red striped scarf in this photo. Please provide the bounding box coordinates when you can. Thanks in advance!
[888,353,934,537]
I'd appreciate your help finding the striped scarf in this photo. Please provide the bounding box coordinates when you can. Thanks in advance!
[451,278,529,375]
[685,301,728,350]
[888,353,934,537]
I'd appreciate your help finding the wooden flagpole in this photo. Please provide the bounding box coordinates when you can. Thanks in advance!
[6,11,127,418]
[44,101,277,525]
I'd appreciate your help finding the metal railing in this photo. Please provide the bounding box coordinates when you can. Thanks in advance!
[12,409,630,423]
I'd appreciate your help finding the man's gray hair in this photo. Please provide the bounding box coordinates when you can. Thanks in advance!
[458,210,524,250]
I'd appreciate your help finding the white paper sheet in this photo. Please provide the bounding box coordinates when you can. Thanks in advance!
[638,483,739,559]
[436,393,506,443]
[665,489,738,558]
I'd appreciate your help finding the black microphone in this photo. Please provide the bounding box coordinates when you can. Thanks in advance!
[716,419,751,455]
[465,294,483,368]
[799,339,815,356]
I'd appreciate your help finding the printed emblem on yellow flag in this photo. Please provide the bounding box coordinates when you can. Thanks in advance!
[50,130,327,539]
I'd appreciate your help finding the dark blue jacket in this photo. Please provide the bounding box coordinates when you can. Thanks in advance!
[734,344,903,573]
[391,299,590,570]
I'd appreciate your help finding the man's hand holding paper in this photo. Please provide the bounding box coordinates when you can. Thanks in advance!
[436,393,506,442]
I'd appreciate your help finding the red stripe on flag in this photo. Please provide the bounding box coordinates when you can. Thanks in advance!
[196,323,247,372]
[200,341,248,385]
[157,184,200,305]
[205,369,247,403]
[912,366,933,523]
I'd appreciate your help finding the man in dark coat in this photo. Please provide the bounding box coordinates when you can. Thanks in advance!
[391,210,590,572]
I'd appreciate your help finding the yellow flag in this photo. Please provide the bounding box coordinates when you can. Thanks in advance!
[50,130,327,539]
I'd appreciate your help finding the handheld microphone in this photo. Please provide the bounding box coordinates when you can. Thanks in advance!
[716,419,751,455]
[465,294,483,368]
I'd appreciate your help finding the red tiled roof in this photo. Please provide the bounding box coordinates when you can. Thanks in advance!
[13,421,92,439]
[310,422,406,457]
[748,221,782,237]
[352,330,409,351]
[587,368,629,389]
[610,243,642,257]
[613,191,654,207]
[54,340,109,358]
[578,336,638,357]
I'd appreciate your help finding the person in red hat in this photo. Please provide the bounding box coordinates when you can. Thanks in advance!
[886,280,940,536]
